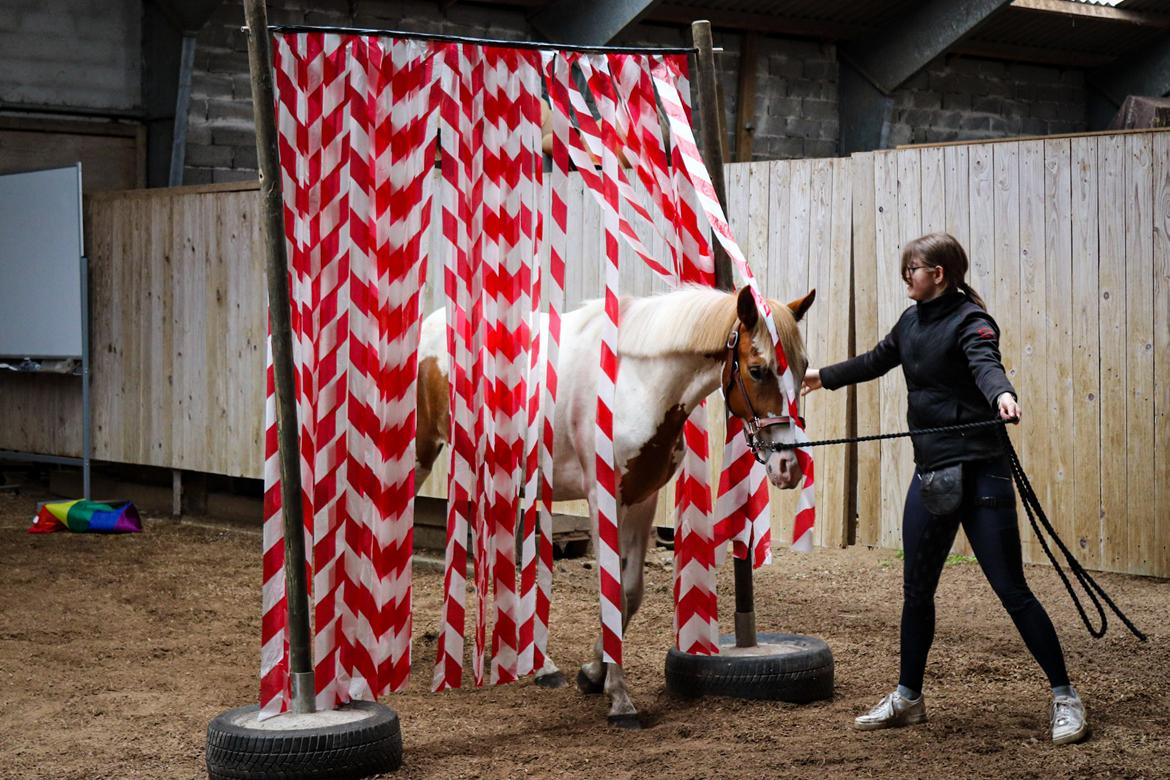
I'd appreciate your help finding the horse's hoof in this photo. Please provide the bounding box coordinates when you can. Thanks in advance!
[535,670,567,689]
[576,669,604,695]
[607,713,642,730]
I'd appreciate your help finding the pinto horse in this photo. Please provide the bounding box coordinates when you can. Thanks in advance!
[415,285,815,725]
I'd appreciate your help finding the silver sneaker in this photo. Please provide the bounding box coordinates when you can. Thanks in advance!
[1051,692,1089,745]
[854,690,927,731]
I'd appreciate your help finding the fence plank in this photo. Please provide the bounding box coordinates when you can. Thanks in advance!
[894,150,921,548]
[993,143,1023,560]
[768,160,791,299]
[748,162,771,294]
[921,146,945,234]
[726,161,751,268]
[786,159,813,304]
[1125,133,1155,575]
[1018,140,1048,563]
[1098,134,1128,572]
[770,159,814,542]
[851,152,880,547]
[804,158,834,546]
[944,145,970,249]
[993,143,1021,385]
[818,157,852,547]
[1153,133,1170,577]
[1042,139,1074,566]
[874,151,905,550]
[1071,136,1103,570]
[969,144,996,304]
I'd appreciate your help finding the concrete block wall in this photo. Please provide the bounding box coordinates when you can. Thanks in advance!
[887,56,1085,146]
[0,0,141,111]
[183,2,1088,180]
[715,35,840,160]
[185,0,535,184]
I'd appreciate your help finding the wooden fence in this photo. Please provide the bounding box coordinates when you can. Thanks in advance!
[3,129,1166,576]
[852,135,1170,578]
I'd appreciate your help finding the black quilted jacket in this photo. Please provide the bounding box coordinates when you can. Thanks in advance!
[819,290,1016,470]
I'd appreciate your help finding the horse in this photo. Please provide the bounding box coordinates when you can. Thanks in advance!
[414,284,815,726]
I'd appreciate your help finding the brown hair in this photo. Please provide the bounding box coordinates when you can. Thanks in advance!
[899,232,986,309]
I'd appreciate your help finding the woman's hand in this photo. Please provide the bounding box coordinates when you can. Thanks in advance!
[802,368,822,397]
[997,392,1021,423]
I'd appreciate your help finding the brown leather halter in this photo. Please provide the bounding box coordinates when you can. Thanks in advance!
[721,328,802,465]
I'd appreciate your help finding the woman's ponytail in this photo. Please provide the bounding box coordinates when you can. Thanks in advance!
[959,280,987,310]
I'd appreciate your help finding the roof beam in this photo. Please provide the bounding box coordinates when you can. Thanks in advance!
[530,0,663,45]
[951,40,1113,68]
[841,0,1014,94]
[649,4,865,40]
[1010,0,1170,29]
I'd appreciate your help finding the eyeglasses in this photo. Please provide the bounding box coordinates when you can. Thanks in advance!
[902,264,936,280]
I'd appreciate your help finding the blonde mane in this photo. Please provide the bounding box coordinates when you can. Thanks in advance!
[576,286,804,365]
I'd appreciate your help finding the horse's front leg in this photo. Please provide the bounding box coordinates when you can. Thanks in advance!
[604,494,655,727]
[577,489,608,694]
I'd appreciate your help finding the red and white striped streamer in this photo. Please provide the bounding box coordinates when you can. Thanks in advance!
[673,404,719,654]
[432,42,476,693]
[517,50,553,679]
[263,32,436,718]
[263,38,803,711]
[652,54,817,556]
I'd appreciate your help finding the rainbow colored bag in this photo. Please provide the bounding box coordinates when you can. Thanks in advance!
[29,500,142,534]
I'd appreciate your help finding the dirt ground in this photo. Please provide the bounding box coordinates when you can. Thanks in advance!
[2,491,1168,780]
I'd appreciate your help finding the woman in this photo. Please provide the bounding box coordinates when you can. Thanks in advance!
[803,232,1088,745]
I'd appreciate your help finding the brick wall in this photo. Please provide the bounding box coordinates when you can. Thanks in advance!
[183,3,1088,181]
[887,56,1085,146]
[719,36,840,160]
[0,0,141,112]
[185,0,535,184]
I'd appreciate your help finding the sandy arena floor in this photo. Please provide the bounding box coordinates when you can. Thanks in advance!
[1,492,1167,779]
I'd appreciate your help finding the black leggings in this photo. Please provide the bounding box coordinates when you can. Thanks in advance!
[899,456,1070,693]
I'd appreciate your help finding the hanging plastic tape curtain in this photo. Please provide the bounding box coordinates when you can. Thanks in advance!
[261,32,815,718]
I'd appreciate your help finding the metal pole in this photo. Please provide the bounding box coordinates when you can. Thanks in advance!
[78,162,91,501]
[692,20,756,648]
[168,34,197,187]
[264,23,697,54]
[242,0,316,714]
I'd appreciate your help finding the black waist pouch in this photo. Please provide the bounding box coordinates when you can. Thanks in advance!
[919,463,963,516]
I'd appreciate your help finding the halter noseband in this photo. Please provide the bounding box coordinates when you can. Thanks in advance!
[722,328,802,464]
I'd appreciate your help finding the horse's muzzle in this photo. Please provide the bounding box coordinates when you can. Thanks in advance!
[765,450,802,489]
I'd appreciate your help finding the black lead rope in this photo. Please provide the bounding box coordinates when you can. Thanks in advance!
[771,418,1146,642]
[998,428,1147,642]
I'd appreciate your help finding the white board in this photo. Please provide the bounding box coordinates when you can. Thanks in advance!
[0,165,84,358]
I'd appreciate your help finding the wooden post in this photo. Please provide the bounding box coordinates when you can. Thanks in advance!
[242,0,316,714]
[692,21,734,293]
[692,19,756,648]
[734,32,759,163]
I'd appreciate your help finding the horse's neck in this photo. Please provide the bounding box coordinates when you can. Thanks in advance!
[635,351,724,417]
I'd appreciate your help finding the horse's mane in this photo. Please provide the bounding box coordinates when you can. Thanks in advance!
[577,286,801,364]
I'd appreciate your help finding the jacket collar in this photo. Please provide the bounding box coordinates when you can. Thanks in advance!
[915,289,966,323]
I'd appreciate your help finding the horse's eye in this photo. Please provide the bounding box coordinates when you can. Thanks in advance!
[748,365,767,381]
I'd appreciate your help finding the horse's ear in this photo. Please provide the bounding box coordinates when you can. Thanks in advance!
[736,287,759,330]
[788,288,816,322]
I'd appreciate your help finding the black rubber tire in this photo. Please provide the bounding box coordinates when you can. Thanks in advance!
[665,632,833,703]
[205,701,402,779]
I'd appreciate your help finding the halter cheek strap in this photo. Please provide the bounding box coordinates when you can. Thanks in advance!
[723,329,801,464]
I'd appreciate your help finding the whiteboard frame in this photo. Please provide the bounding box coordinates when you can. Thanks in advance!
[0,163,91,498]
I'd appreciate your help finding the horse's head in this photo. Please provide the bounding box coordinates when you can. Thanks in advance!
[721,286,816,489]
